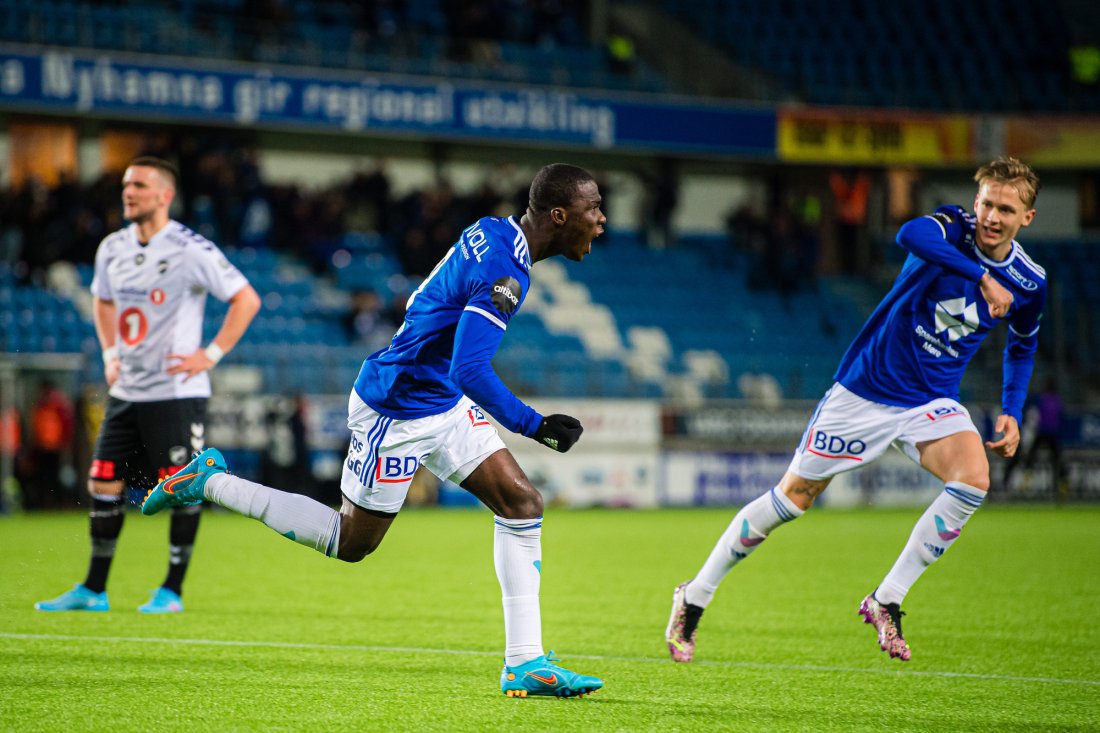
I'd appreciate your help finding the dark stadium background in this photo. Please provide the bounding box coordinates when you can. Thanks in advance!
[1,0,1098,511]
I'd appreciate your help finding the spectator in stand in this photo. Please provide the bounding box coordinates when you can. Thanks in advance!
[829,168,871,274]
[345,289,398,352]
[24,379,75,509]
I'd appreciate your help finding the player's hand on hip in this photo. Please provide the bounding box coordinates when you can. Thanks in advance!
[979,273,1013,319]
[104,358,121,387]
[533,414,583,453]
[166,350,215,381]
[985,414,1020,458]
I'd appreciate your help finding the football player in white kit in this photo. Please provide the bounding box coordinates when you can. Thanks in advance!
[36,157,261,614]
[666,157,1047,663]
[142,164,606,697]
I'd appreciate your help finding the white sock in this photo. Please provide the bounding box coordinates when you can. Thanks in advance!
[204,473,340,558]
[685,487,803,608]
[875,482,986,606]
[494,516,543,667]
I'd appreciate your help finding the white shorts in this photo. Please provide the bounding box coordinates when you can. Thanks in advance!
[340,391,507,514]
[787,383,980,481]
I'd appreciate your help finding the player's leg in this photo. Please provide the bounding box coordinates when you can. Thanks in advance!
[862,402,986,661]
[460,448,602,698]
[875,430,988,606]
[141,392,405,560]
[462,448,545,666]
[136,399,208,612]
[667,384,893,661]
[36,398,137,611]
[665,473,815,662]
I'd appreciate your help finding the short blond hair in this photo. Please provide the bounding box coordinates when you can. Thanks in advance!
[974,156,1040,208]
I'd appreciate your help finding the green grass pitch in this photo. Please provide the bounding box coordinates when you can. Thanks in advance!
[1,504,1097,731]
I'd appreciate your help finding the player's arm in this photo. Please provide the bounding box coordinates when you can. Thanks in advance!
[449,311,582,452]
[93,296,121,387]
[167,284,261,381]
[987,284,1046,458]
[896,207,987,280]
[897,206,1012,317]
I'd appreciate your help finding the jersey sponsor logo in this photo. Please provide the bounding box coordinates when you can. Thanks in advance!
[157,259,169,274]
[933,297,979,341]
[135,253,145,265]
[150,288,166,305]
[1005,264,1038,291]
[914,325,960,359]
[806,430,866,461]
[491,276,521,315]
[464,223,491,262]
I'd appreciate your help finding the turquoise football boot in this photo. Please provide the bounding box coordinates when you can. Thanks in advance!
[35,584,109,612]
[138,587,184,614]
[141,448,226,516]
[500,651,603,698]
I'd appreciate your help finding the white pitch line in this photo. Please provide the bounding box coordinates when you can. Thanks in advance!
[1,632,1096,687]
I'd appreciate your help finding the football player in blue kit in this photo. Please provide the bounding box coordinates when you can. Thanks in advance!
[666,157,1046,664]
[143,163,607,697]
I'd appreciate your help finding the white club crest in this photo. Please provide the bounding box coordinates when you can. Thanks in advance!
[934,298,979,341]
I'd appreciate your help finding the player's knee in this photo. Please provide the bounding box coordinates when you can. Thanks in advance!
[337,537,380,563]
[962,473,990,492]
[88,479,124,499]
[497,483,543,519]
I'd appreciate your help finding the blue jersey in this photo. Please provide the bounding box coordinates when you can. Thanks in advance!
[353,216,542,437]
[835,205,1046,422]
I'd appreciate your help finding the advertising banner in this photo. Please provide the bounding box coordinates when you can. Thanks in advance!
[1003,117,1100,167]
[777,107,972,165]
[0,47,775,157]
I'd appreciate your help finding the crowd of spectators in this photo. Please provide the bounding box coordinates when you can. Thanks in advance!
[0,133,540,319]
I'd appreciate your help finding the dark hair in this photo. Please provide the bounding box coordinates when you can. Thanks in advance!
[128,156,179,189]
[528,163,595,213]
[974,156,1040,208]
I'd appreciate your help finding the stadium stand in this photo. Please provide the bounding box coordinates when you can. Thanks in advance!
[660,0,1096,112]
[2,0,1097,406]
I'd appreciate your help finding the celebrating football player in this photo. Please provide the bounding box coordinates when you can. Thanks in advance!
[666,157,1045,664]
[142,163,606,698]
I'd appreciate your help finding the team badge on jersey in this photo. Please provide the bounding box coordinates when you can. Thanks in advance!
[135,253,145,265]
[491,276,521,315]
[150,288,166,305]
[934,297,979,341]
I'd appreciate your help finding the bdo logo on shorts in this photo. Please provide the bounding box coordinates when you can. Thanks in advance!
[807,430,866,461]
[372,455,422,485]
[346,430,426,488]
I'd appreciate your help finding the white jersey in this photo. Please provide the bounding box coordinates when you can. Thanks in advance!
[91,220,249,402]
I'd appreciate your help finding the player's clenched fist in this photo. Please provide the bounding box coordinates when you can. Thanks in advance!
[979,273,1013,318]
[533,414,583,452]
